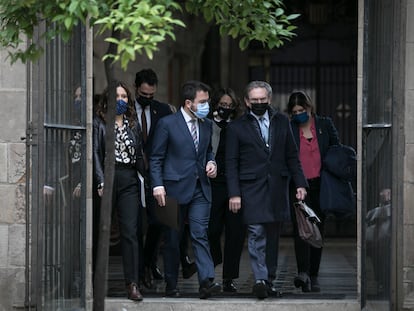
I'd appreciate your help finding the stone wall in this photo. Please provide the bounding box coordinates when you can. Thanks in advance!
[0,49,27,310]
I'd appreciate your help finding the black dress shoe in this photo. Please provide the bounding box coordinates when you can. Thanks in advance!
[253,280,268,299]
[294,272,311,292]
[165,288,181,297]
[223,279,237,292]
[126,282,143,301]
[151,265,163,280]
[310,276,321,292]
[199,280,221,299]
[182,262,197,279]
[266,281,282,297]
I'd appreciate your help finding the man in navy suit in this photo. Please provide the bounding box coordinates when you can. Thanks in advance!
[226,81,308,299]
[150,80,221,299]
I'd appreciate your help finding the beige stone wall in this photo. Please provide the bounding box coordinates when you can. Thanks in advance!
[0,50,27,309]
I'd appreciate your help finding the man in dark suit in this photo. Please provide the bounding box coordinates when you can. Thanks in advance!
[134,69,173,286]
[225,81,308,299]
[135,69,197,288]
[150,80,221,299]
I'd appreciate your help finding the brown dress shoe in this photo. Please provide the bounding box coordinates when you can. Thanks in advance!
[127,282,143,301]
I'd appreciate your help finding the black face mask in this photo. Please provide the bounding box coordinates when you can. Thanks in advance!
[250,103,268,116]
[138,96,153,107]
[217,107,234,120]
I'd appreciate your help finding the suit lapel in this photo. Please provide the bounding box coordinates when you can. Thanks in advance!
[245,115,264,146]
[176,112,198,153]
[148,104,159,137]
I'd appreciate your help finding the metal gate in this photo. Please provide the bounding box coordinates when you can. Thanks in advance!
[361,0,394,309]
[27,24,87,310]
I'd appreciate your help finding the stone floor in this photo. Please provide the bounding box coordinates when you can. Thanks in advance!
[107,237,358,300]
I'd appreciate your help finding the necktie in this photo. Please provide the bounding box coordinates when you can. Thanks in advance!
[190,119,198,152]
[259,117,268,143]
[141,109,147,144]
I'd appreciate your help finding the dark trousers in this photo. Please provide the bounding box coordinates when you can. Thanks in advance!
[143,190,162,267]
[162,182,215,290]
[143,190,192,268]
[114,166,143,285]
[290,178,325,277]
[208,181,246,280]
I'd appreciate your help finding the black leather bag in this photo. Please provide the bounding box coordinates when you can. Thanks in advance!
[294,201,323,248]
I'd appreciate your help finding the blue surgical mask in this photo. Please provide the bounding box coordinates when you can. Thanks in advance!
[191,102,210,119]
[292,111,309,124]
[116,99,128,115]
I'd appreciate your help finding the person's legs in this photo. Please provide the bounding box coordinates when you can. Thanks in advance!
[222,205,246,280]
[247,224,268,281]
[307,178,324,292]
[290,184,311,292]
[161,225,181,294]
[265,221,282,282]
[143,192,163,279]
[247,223,269,299]
[187,186,215,284]
[208,182,226,267]
[114,168,143,300]
[187,184,220,299]
[180,224,197,279]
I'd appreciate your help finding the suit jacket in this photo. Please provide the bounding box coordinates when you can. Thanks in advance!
[226,108,308,224]
[135,99,173,157]
[150,110,215,205]
[290,115,339,160]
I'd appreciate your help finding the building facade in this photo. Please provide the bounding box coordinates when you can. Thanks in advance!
[0,0,413,310]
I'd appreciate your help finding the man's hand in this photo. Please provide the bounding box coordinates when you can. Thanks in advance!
[229,196,241,213]
[153,186,166,206]
[206,161,217,178]
[296,187,307,201]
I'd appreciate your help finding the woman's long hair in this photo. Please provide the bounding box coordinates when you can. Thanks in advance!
[210,87,244,119]
[95,81,136,128]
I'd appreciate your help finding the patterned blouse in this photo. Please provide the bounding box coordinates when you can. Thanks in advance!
[115,119,136,165]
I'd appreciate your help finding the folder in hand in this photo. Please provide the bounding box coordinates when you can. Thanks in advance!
[154,196,179,230]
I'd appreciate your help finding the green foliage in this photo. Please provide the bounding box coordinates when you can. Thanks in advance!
[94,0,185,70]
[0,0,298,69]
[185,0,299,50]
[0,0,101,63]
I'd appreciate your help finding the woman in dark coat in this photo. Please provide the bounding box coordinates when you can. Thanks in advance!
[93,81,145,301]
[287,91,340,293]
